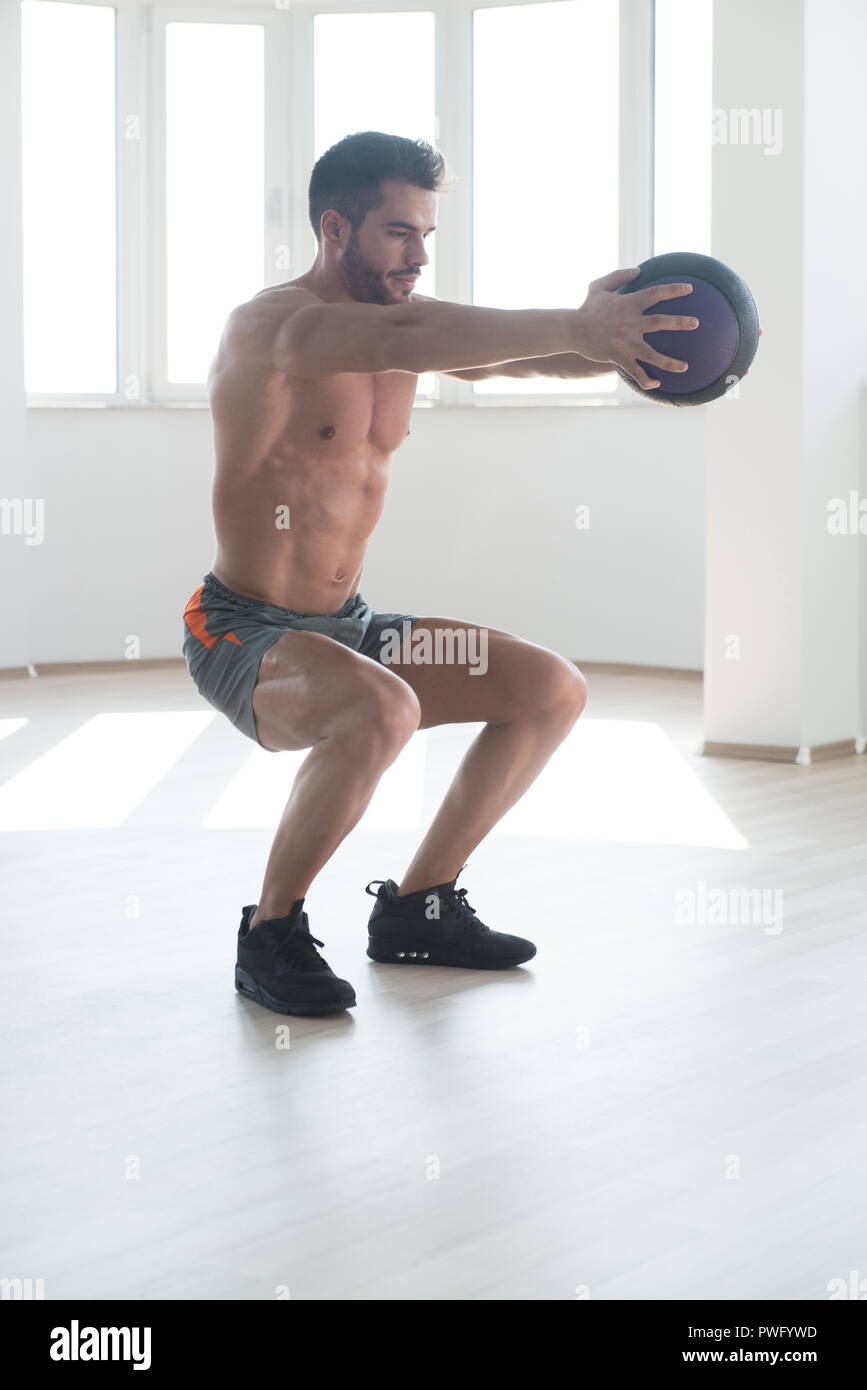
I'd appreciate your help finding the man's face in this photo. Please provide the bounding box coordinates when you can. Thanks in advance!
[337,180,436,305]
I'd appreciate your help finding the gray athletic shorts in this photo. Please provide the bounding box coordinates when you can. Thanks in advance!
[182,571,420,748]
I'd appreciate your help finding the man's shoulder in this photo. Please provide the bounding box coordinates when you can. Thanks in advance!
[237,283,323,322]
[221,285,323,358]
[210,288,323,387]
[254,282,324,302]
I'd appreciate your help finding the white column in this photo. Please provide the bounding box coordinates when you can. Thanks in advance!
[0,0,31,672]
[703,0,866,761]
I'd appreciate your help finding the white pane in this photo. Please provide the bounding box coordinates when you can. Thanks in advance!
[654,0,712,257]
[21,1,116,395]
[314,12,437,398]
[166,23,265,384]
[473,1,619,396]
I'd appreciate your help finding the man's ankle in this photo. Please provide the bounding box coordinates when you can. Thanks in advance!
[394,881,423,898]
[250,898,304,929]
[395,875,453,898]
[397,878,436,900]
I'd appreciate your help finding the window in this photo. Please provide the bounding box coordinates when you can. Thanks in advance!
[653,0,712,258]
[21,1,117,395]
[150,4,285,402]
[472,0,620,397]
[18,1,711,408]
[164,21,265,385]
[314,9,437,399]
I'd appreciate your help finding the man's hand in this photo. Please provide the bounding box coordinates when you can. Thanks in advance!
[572,268,699,390]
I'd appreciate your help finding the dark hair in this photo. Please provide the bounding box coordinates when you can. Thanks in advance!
[308,131,453,244]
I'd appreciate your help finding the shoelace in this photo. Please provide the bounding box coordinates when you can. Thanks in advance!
[366,874,489,934]
[439,886,490,935]
[274,916,326,968]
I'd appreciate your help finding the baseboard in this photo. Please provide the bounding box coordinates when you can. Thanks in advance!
[0,658,186,680]
[3,656,701,682]
[701,738,863,765]
[576,661,702,681]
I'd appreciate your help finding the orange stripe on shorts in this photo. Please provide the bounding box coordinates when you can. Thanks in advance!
[183,584,243,649]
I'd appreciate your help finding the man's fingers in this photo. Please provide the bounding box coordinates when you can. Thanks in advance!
[642,314,700,332]
[591,267,642,292]
[620,345,689,385]
[637,282,695,307]
[641,346,689,372]
[619,358,660,390]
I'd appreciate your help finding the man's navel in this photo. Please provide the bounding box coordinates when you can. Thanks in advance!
[320,425,336,440]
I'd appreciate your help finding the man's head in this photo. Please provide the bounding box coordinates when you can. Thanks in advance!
[308,132,452,305]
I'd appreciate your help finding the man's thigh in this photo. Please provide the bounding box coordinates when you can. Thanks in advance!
[384,617,585,729]
[252,628,415,752]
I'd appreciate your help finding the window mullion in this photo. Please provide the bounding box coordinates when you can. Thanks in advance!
[148,5,169,401]
[116,0,144,406]
[435,0,473,407]
[619,0,654,266]
[265,6,292,288]
[288,4,315,290]
[617,0,654,404]
[619,0,653,265]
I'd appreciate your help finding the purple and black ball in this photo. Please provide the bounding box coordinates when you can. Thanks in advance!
[613,251,760,405]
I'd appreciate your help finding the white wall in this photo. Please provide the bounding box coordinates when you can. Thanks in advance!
[361,405,708,666]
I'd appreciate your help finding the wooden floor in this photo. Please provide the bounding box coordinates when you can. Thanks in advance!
[1,661,866,1301]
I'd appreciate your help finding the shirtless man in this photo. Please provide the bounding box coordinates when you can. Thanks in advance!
[181,132,697,1016]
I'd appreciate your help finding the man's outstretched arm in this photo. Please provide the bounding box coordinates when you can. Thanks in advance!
[305,279,692,389]
[442,354,616,382]
[407,294,613,381]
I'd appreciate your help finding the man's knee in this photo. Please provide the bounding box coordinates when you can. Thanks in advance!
[533,655,588,723]
[338,675,421,755]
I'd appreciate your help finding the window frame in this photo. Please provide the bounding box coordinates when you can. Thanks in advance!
[24,0,656,410]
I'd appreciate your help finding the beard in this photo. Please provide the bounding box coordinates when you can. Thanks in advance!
[339,232,405,305]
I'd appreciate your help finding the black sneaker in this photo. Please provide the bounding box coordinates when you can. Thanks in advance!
[365,874,536,969]
[235,900,356,1015]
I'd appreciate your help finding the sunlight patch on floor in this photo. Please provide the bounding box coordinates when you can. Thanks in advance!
[203,729,429,830]
[0,718,29,743]
[0,713,213,829]
[493,719,747,848]
[0,711,745,850]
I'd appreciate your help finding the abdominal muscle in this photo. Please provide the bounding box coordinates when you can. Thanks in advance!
[211,447,395,614]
